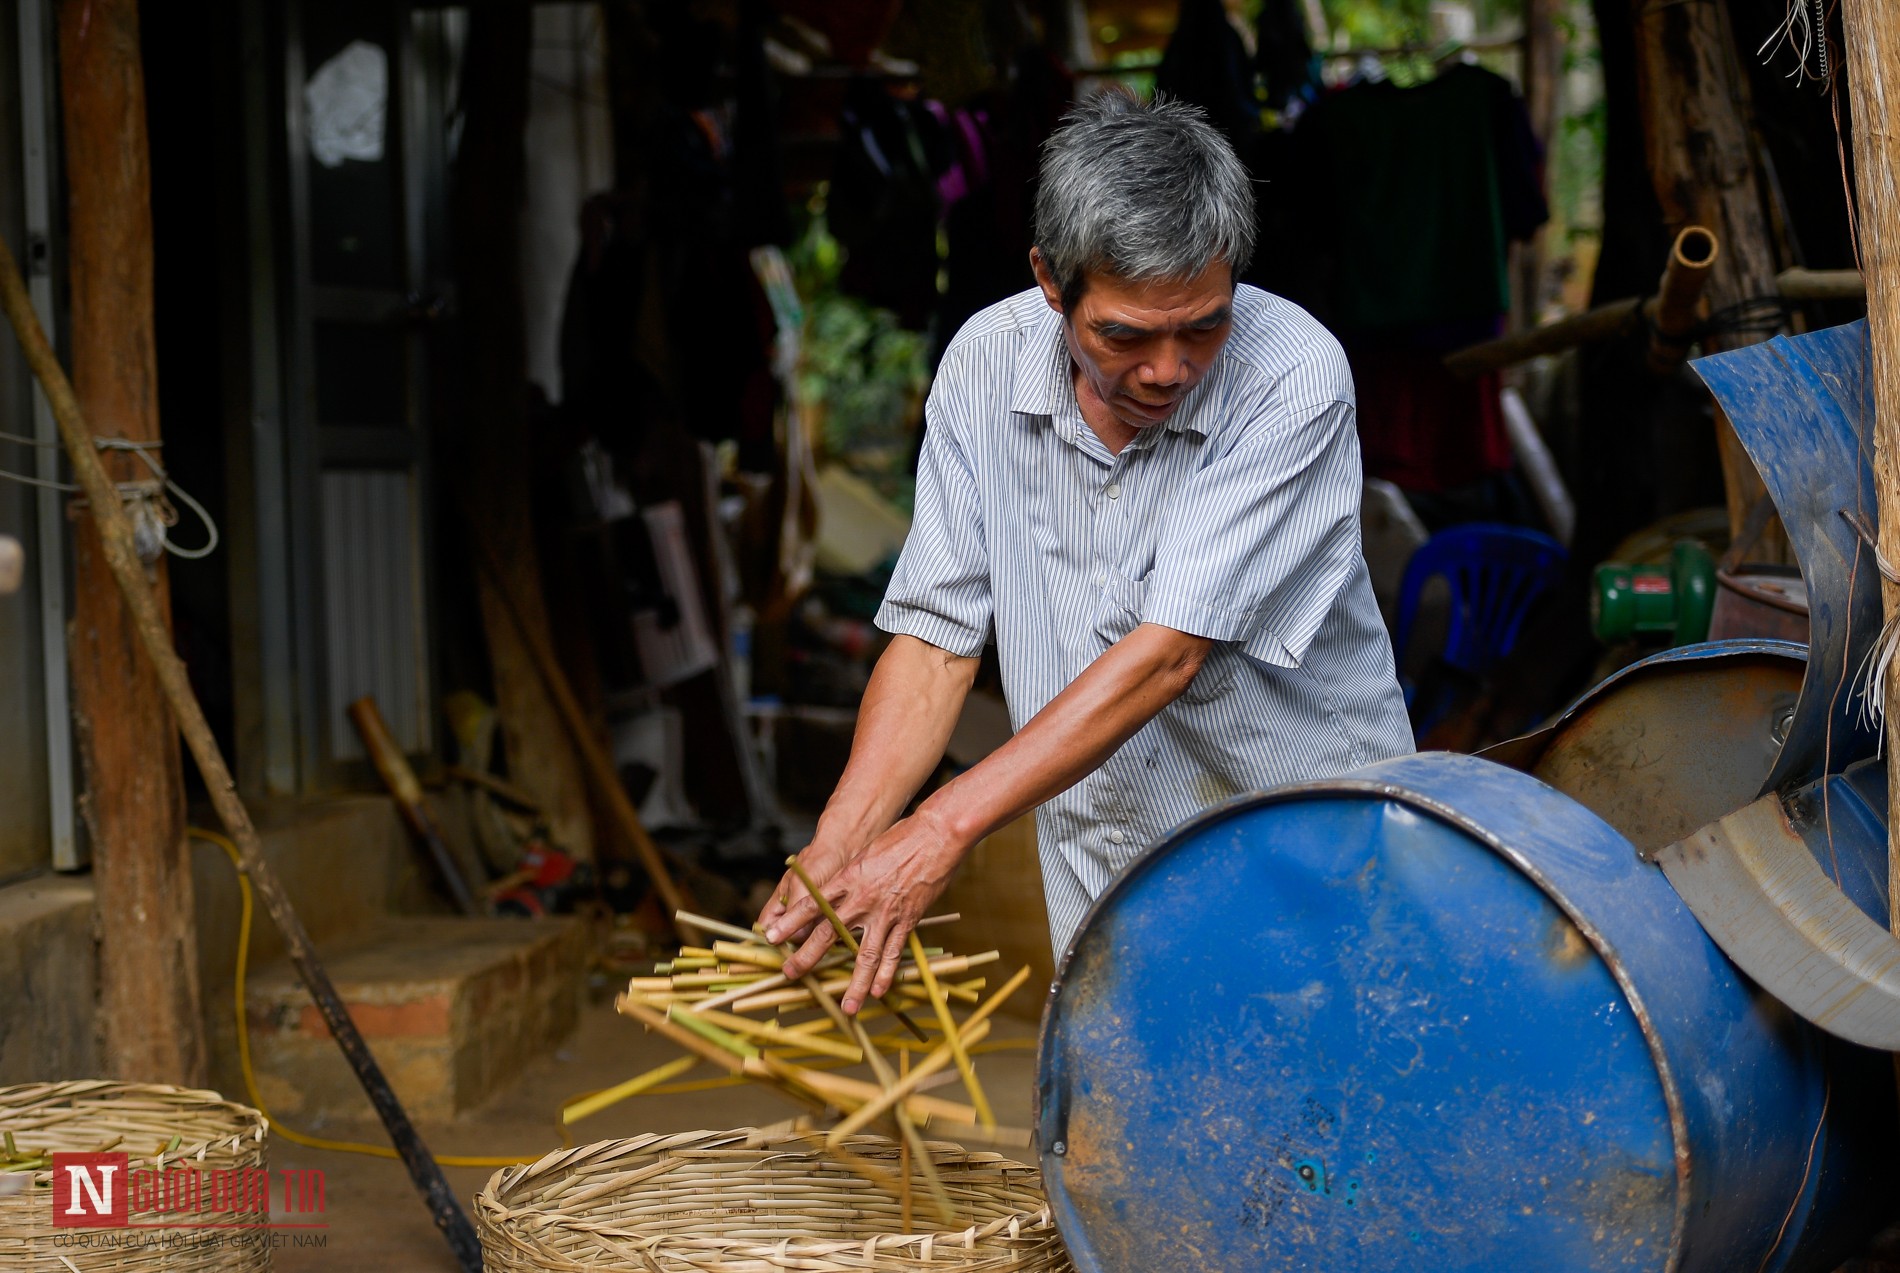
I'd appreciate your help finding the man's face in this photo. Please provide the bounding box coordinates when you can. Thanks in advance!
[1032,254,1236,433]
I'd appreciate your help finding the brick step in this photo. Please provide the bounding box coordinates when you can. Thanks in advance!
[235,916,586,1123]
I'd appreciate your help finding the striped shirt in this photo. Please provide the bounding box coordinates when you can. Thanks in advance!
[876,285,1414,953]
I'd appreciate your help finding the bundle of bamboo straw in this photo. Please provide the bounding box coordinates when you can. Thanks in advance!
[594,860,1035,1225]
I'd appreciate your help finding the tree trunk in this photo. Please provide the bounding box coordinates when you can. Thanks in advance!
[1629,0,1789,560]
[58,0,204,1085]
[1839,0,1900,975]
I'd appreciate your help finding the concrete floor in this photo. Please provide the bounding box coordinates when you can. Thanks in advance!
[269,990,1043,1271]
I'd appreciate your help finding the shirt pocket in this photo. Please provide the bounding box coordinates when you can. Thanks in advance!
[1095,569,1148,645]
[1181,643,1240,704]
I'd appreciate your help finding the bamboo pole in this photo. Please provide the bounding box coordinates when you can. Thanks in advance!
[474,533,701,944]
[1629,0,1787,556]
[1445,227,1720,378]
[1443,297,1645,378]
[1839,0,1900,1100]
[1646,225,1720,373]
[1777,267,1866,301]
[0,232,483,1273]
[348,696,479,915]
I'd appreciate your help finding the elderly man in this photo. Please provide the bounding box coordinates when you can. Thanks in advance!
[761,91,1413,1011]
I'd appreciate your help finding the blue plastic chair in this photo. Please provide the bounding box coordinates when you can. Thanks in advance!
[1393,524,1569,682]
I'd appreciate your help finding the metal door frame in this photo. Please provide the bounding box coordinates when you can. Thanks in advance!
[14,0,75,868]
[275,0,449,790]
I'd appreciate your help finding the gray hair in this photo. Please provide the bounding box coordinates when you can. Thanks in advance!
[1033,89,1256,310]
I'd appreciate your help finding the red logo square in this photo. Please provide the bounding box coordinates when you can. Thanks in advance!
[50,1152,129,1228]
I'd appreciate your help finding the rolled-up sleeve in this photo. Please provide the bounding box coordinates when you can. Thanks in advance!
[1140,397,1363,668]
[874,370,993,658]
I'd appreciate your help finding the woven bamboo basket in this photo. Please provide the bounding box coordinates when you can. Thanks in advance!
[475,1128,1072,1271]
[0,1081,272,1271]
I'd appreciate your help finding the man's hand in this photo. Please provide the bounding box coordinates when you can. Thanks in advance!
[767,807,966,1014]
[751,634,982,947]
[755,835,853,946]
[765,623,1212,1014]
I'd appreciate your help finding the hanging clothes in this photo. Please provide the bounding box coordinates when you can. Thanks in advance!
[829,77,950,329]
[1295,63,1546,332]
[930,44,1075,368]
[1156,0,1261,145]
[1253,0,1319,112]
[1289,64,1546,497]
[559,3,789,468]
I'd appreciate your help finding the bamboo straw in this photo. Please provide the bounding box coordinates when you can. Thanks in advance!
[560,1056,698,1125]
[665,1007,760,1061]
[712,940,784,968]
[687,1006,863,1062]
[828,1019,994,1145]
[792,959,954,1223]
[898,1049,913,1233]
[908,931,992,1130]
[616,997,740,1074]
[782,857,930,1041]
[752,1058,981,1125]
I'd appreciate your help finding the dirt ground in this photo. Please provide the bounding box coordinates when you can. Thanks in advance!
[268,992,1044,1271]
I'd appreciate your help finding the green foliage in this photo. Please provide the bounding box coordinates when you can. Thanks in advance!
[789,191,929,511]
[1320,0,1434,50]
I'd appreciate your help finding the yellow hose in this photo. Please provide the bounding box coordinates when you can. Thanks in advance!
[190,827,537,1168]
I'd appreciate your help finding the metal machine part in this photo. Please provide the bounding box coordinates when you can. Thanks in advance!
[1591,540,1717,646]
[1656,759,1900,1048]
[1637,323,1900,1046]
[1038,752,1896,1273]
[1481,640,1803,854]
[1690,321,1879,793]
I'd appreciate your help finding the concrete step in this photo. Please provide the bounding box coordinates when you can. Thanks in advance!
[236,916,586,1124]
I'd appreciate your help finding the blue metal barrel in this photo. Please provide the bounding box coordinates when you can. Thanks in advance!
[1037,751,1897,1272]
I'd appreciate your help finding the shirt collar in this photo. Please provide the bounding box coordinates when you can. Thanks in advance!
[1008,305,1219,439]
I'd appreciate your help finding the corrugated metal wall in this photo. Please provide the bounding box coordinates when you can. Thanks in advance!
[320,468,431,760]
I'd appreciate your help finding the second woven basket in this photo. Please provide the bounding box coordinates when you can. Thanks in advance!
[0,1080,272,1271]
[475,1127,1071,1271]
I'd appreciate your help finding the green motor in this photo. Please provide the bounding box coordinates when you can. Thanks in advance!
[1592,540,1717,645]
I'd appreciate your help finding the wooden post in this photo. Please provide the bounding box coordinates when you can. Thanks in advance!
[452,4,599,866]
[1514,0,1560,334]
[0,215,485,1273]
[1839,0,1900,977]
[1629,0,1789,559]
[57,0,204,1085]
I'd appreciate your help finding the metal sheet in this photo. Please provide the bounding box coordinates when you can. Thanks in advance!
[1655,760,1900,1047]
[320,469,430,761]
[1481,641,1804,853]
[1039,751,1897,1273]
[1691,324,1880,792]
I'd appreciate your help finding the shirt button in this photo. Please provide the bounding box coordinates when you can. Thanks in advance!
[1106,828,1126,846]
[1105,482,1122,500]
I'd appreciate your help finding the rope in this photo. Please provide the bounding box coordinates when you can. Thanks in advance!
[0,433,218,560]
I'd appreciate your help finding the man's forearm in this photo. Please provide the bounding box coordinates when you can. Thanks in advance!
[816,633,981,849]
[918,622,1211,851]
